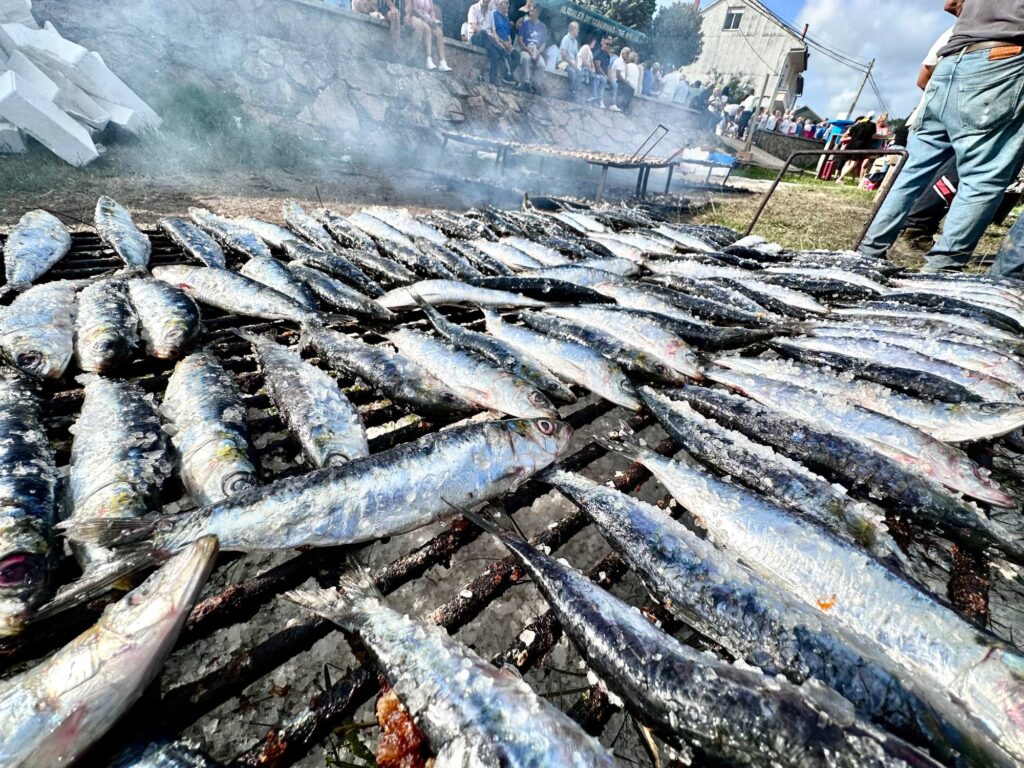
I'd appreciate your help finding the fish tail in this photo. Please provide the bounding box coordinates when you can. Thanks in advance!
[301,313,356,331]
[31,549,169,622]
[593,422,655,463]
[285,558,381,629]
[461,505,527,546]
[229,328,266,346]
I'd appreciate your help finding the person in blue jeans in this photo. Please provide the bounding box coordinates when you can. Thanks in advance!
[476,0,516,85]
[858,0,1024,273]
[992,212,1024,277]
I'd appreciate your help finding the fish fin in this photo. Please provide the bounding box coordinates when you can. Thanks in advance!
[302,313,357,330]
[284,559,381,630]
[58,512,167,550]
[409,290,445,324]
[228,328,268,346]
[460,505,527,545]
[30,551,166,622]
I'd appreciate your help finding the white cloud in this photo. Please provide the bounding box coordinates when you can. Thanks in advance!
[794,0,952,119]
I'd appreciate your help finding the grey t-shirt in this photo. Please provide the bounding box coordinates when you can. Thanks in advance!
[939,0,1024,56]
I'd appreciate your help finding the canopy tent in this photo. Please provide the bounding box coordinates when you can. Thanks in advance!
[532,0,647,45]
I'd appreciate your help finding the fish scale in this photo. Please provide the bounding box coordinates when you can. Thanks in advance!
[74,278,139,373]
[0,281,77,379]
[3,210,71,289]
[95,197,151,271]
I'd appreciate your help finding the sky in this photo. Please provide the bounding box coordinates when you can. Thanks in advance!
[678,0,954,119]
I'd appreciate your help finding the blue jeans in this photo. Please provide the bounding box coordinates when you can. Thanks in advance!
[590,72,606,102]
[564,64,579,97]
[473,31,511,83]
[992,211,1024,277]
[858,49,1024,271]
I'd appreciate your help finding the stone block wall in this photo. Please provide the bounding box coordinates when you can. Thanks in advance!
[32,0,710,158]
[751,129,824,169]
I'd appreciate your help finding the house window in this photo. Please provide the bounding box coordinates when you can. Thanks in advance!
[723,7,744,30]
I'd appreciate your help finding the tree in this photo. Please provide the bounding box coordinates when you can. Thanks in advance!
[649,2,703,68]
[592,0,657,34]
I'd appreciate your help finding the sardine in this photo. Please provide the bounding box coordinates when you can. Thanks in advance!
[388,327,557,418]
[151,264,329,324]
[126,279,202,360]
[521,265,626,287]
[286,561,612,767]
[445,239,515,276]
[652,224,717,252]
[112,740,223,768]
[573,256,640,276]
[378,279,547,310]
[348,211,416,249]
[645,274,769,314]
[376,238,457,279]
[422,210,497,242]
[707,367,1015,506]
[239,332,367,468]
[500,237,571,266]
[470,239,542,271]
[0,281,77,379]
[302,325,473,413]
[162,351,258,506]
[884,292,1024,335]
[544,306,702,379]
[0,538,217,768]
[419,302,576,403]
[831,305,1022,347]
[68,375,173,571]
[282,200,342,253]
[518,311,679,381]
[775,337,1021,403]
[667,385,1024,564]
[548,210,607,234]
[483,311,641,409]
[809,325,1024,389]
[600,428,1024,766]
[288,264,392,319]
[281,239,384,297]
[3,210,70,289]
[313,207,378,251]
[95,196,150,271]
[413,238,483,280]
[471,502,951,768]
[638,386,911,572]
[157,217,226,269]
[467,276,614,304]
[0,373,57,636]
[632,280,776,325]
[544,470,1008,767]
[719,356,1024,444]
[363,206,447,244]
[64,418,571,555]
[239,255,319,309]
[231,217,296,250]
[74,278,139,373]
[188,207,272,260]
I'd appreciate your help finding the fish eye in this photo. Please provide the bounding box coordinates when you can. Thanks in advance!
[537,419,555,435]
[0,554,42,589]
[223,472,256,496]
[979,403,1004,413]
[528,390,546,404]
[442,392,458,402]
[15,351,43,372]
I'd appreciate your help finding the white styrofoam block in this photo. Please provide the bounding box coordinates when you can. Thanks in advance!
[0,0,36,29]
[0,23,161,130]
[28,54,108,129]
[0,70,98,165]
[90,94,147,135]
[0,117,25,152]
[7,49,57,100]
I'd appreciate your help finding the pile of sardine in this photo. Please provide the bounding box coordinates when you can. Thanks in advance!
[2,193,1024,768]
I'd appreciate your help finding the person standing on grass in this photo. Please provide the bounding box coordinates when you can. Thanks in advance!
[859,0,1024,274]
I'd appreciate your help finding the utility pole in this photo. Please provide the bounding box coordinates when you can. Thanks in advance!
[847,58,875,119]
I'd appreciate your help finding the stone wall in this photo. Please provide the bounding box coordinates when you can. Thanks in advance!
[32,0,709,158]
[751,129,824,169]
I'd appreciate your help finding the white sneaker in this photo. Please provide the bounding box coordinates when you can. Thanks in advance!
[609,105,622,112]
[438,60,452,72]
[426,57,436,70]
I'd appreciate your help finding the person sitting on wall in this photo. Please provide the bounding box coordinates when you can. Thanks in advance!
[407,0,452,70]
[592,35,612,109]
[672,73,691,106]
[645,63,660,96]
[477,0,516,84]
[606,44,629,111]
[558,21,581,98]
[514,4,548,92]
[576,33,597,100]
[352,0,401,49]
[625,51,642,100]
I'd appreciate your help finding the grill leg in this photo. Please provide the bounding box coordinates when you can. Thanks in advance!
[664,166,674,195]
[596,165,608,202]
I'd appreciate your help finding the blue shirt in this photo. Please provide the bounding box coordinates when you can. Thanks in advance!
[642,68,653,96]
[519,18,547,49]
[492,9,510,41]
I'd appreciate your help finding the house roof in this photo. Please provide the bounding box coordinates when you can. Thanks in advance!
[700,0,805,45]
